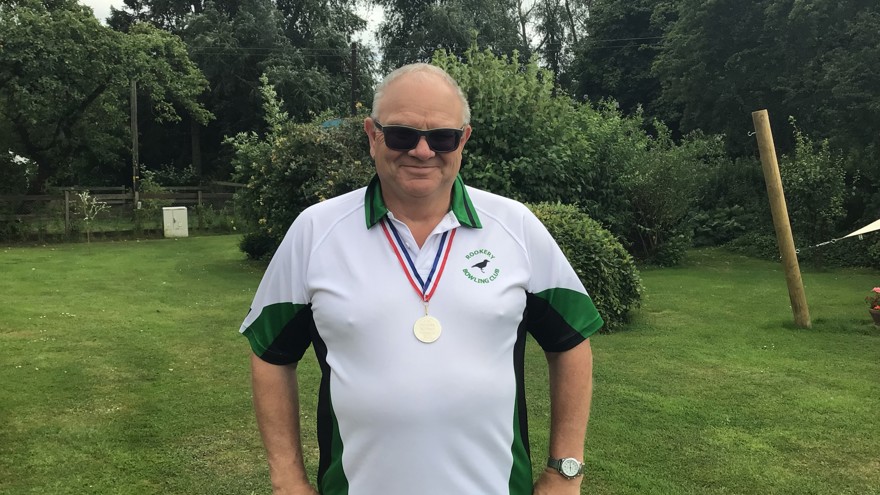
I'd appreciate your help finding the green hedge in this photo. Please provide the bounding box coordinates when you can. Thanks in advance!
[527,202,642,331]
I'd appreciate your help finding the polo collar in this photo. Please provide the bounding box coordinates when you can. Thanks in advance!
[364,174,482,229]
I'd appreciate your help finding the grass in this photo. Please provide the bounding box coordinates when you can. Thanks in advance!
[0,237,878,494]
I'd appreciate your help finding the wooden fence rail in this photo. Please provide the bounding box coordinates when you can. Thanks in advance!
[0,183,243,235]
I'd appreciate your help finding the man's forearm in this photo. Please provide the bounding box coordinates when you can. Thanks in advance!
[534,340,593,495]
[546,338,593,457]
[250,353,314,493]
[533,339,594,494]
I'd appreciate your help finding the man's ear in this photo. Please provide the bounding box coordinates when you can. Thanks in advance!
[459,124,473,149]
[364,117,377,159]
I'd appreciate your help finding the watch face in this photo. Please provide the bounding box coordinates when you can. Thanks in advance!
[560,458,580,477]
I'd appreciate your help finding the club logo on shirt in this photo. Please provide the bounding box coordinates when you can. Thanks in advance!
[462,248,501,284]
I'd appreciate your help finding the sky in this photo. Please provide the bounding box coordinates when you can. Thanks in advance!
[77,0,383,46]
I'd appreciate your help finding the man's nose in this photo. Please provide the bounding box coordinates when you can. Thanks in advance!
[408,136,436,160]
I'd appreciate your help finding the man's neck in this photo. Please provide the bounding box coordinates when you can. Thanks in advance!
[384,195,451,248]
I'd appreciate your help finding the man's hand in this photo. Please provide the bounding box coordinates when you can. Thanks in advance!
[533,467,583,495]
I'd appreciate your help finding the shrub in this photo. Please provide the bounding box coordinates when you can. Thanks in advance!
[138,167,172,211]
[527,202,642,331]
[437,48,721,265]
[726,232,780,260]
[229,76,373,260]
[689,205,751,247]
[779,120,848,263]
[239,231,279,262]
[869,239,880,270]
[436,48,591,205]
[696,156,770,234]
[620,125,721,264]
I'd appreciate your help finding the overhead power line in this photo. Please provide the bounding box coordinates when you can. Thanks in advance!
[186,34,667,57]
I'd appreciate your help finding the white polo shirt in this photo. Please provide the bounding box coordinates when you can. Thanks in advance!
[241,175,603,495]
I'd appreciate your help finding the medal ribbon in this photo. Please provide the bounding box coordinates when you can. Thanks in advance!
[380,218,456,303]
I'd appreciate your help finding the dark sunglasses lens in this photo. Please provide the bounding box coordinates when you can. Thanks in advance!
[383,127,420,150]
[427,130,460,152]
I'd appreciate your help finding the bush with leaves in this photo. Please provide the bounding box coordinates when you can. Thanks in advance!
[693,156,771,242]
[528,202,642,331]
[229,76,374,260]
[620,124,724,265]
[133,167,172,233]
[726,232,780,260]
[689,205,750,247]
[435,48,593,206]
[234,50,723,265]
[435,48,721,265]
[779,121,848,261]
[144,164,199,187]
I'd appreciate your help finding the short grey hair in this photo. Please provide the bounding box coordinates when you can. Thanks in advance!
[370,63,471,125]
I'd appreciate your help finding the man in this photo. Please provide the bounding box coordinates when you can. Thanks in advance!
[240,63,603,495]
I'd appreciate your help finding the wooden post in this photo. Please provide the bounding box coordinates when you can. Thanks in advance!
[191,116,202,179]
[130,80,139,198]
[752,109,811,328]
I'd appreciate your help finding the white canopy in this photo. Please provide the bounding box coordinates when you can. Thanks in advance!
[843,218,880,238]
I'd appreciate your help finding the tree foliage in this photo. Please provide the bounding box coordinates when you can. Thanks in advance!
[437,47,718,264]
[0,0,210,191]
[531,0,590,87]
[653,0,880,155]
[644,0,879,254]
[435,48,591,205]
[108,0,374,180]
[375,0,524,70]
[570,0,676,114]
[779,120,848,250]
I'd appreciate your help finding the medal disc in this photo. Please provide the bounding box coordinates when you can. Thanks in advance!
[413,315,442,343]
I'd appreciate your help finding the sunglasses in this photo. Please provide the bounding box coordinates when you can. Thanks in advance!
[373,121,465,153]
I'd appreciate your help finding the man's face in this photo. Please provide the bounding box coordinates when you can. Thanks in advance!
[364,72,471,208]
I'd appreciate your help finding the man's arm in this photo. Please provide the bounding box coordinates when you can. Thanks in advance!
[250,353,318,495]
[533,338,593,495]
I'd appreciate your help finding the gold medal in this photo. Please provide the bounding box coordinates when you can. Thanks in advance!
[381,221,456,345]
[413,315,442,343]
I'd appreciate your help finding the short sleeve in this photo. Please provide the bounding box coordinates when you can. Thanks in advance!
[521,210,603,352]
[239,216,315,365]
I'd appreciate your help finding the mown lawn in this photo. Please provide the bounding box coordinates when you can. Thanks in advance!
[1,235,877,494]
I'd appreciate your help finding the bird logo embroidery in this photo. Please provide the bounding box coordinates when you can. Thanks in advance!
[471,259,490,273]
[463,249,501,284]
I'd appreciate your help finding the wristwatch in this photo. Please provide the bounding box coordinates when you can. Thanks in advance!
[547,457,584,479]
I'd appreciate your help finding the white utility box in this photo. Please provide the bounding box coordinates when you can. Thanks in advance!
[162,207,189,238]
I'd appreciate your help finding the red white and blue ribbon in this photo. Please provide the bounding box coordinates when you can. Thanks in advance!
[380,218,456,304]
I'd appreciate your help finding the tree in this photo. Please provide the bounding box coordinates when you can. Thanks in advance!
[532,0,590,88]
[654,0,880,156]
[108,0,242,32]
[570,0,676,114]
[109,0,374,180]
[650,0,879,234]
[0,0,211,191]
[375,0,524,71]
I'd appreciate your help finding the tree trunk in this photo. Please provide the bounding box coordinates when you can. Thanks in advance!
[564,0,579,45]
